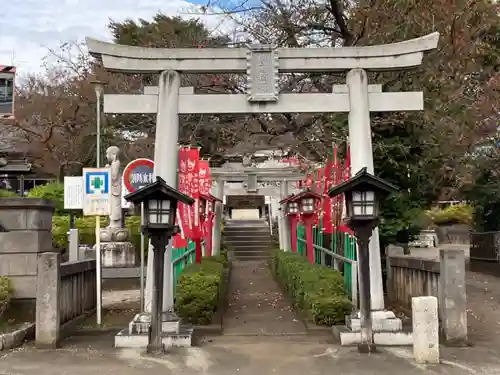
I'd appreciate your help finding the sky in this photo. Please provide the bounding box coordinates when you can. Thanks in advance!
[0,0,254,75]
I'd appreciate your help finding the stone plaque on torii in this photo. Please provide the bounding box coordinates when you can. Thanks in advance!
[86,32,439,348]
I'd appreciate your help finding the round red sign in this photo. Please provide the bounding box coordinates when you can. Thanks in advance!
[122,158,154,193]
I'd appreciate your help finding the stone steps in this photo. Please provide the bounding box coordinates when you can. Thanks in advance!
[223,220,272,261]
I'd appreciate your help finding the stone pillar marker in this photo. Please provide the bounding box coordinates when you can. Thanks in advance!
[35,252,61,348]
[439,248,467,344]
[412,296,440,364]
[68,228,80,262]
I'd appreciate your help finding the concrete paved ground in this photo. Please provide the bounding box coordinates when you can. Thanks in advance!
[0,334,492,375]
[223,260,306,335]
[7,245,498,374]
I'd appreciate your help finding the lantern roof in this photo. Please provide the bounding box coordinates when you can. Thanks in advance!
[124,176,194,205]
[279,193,297,205]
[209,194,222,202]
[328,167,398,198]
[199,193,211,201]
[280,188,322,204]
[200,193,222,202]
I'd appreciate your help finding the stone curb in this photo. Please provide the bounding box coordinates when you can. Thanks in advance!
[0,323,35,351]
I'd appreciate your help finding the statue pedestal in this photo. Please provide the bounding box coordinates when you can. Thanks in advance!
[90,242,136,268]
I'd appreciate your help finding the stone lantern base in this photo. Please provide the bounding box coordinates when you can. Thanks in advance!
[332,310,412,346]
[114,312,193,349]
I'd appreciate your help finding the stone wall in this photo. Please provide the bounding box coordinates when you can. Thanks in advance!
[387,248,468,345]
[435,224,470,245]
[0,198,54,300]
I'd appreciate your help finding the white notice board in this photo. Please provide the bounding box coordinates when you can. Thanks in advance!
[64,176,83,210]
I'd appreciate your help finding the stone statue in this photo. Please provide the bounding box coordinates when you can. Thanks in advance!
[93,146,134,267]
[105,146,122,229]
[99,146,129,244]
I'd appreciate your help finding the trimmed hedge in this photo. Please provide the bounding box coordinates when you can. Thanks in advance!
[27,182,65,214]
[270,250,352,326]
[428,204,473,226]
[0,277,13,319]
[0,189,17,198]
[174,254,227,325]
[52,215,144,256]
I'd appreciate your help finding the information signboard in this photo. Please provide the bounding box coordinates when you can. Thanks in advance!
[83,168,110,216]
[63,176,83,210]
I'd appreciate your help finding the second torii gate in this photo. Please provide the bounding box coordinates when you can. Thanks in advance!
[210,166,304,253]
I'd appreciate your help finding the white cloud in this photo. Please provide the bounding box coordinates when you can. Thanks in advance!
[0,0,238,75]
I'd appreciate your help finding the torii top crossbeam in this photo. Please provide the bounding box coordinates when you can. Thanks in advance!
[86,33,439,74]
[211,167,304,182]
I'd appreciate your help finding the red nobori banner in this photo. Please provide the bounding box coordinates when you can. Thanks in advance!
[177,148,191,239]
[181,146,200,233]
[198,160,211,196]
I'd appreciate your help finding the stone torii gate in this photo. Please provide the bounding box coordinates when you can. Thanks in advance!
[86,32,438,347]
[210,166,303,253]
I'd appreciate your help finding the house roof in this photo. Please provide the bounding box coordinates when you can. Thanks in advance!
[0,157,32,173]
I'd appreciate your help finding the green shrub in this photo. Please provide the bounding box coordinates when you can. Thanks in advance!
[428,204,473,226]
[270,250,352,325]
[0,189,17,198]
[27,182,65,214]
[174,257,225,325]
[52,215,144,256]
[0,277,13,318]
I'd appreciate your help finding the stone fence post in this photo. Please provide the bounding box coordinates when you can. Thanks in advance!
[36,252,61,348]
[439,248,467,344]
[0,198,54,300]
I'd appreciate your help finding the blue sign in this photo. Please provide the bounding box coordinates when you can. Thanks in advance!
[85,170,109,195]
[82,168,110,216]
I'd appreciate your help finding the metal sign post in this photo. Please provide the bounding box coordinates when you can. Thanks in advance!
[140,202,145,312]
[83,168,110,326]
